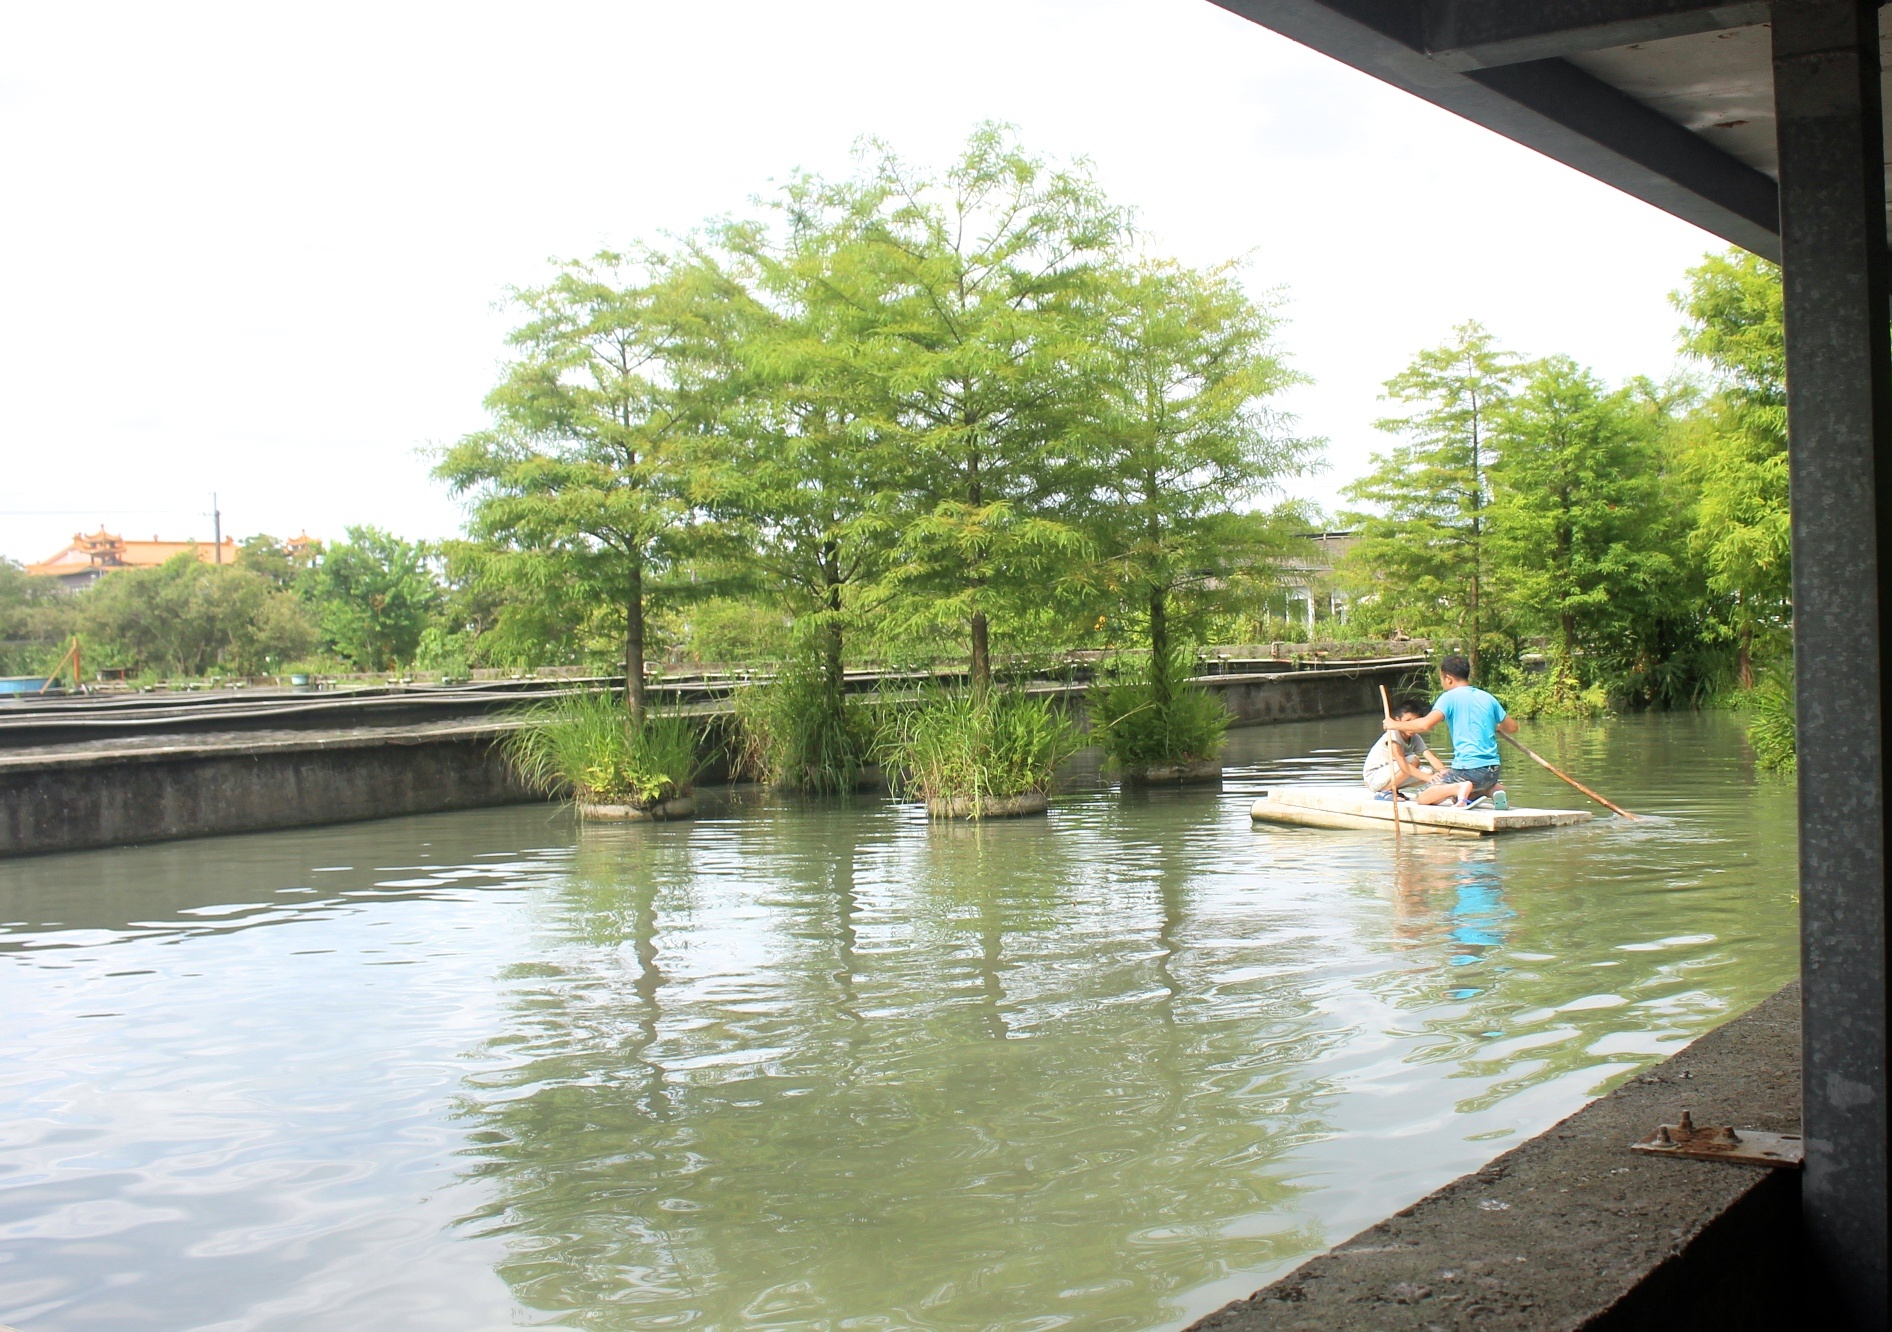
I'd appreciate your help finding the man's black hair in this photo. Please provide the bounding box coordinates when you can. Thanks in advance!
[1440,653,1472,682]
[1392,698,1426,718]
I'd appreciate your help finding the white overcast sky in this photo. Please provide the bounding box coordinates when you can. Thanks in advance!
[0,0,1727,564]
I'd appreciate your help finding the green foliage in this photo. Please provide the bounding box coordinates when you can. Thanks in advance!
[1488,358,1689,696]
[1489,658,1610,720]
[1673,251,1789,688]
[1089,649,1230,770]
[0,560,80,675]
[734,651,877,793]
[877,687,1082,807]
[304,526,440,671]
[1746,669,1796,773]
[849,126,1127,686]
[235,533,321,590]
[502,690,700,806]
[1340,322,1521,668]
[80,553,316,677]
[413,627,472,680]
[1070,258,1317,661]
[675,597,793,664]
[436,249,714,718]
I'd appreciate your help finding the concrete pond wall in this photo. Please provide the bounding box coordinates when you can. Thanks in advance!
[1,662,1421,857]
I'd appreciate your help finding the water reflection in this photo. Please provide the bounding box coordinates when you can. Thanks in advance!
[0,713,1798,1330]
[457,804,1332,1330]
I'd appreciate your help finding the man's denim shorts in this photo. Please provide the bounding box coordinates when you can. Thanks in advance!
[1435,765,1503,794]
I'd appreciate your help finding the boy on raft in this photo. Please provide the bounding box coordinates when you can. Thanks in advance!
[1379,653,1519,808]
[1362,699,1453,801]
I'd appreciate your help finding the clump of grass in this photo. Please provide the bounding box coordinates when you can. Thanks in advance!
[502,691,700,806]
[1088,649,1229,772]
[876,687,1082,811]
[1746,670,1796,773]
[734,653,876,793]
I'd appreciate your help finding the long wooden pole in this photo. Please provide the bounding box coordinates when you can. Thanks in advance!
[1499,731,1639,820]
[1379,685,1404,835]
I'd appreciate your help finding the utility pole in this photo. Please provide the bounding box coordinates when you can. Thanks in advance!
[212,493,222,564]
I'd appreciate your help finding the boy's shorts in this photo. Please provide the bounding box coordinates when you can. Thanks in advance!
[1432,765,1503,795]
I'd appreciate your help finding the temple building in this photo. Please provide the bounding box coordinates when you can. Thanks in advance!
[26,528,240,590]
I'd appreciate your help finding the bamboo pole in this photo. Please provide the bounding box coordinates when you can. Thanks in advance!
[1379,684,1404,835]
[1499,731,1639,820]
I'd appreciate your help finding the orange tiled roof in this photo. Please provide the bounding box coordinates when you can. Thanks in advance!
[25,528,239,578]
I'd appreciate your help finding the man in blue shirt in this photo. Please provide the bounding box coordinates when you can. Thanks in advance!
[1381,654,1518,804]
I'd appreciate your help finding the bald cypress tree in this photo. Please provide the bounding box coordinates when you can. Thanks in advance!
[1339,322,1521,678]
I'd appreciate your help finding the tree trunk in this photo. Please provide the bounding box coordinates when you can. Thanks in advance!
[970,611,990,694]
[1468,571,1481,684]
[625,561,646,726]
[1149,585,1170,706]
[1739,621,1755,691]
[1560,611,1577,665]
[821,550,847,725]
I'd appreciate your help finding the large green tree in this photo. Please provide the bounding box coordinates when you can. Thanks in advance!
[1487,359,1681,685]
[855,125,1126,689]
[1072,258,1317,692]
[83,553,316,677]
[437,252,706,721]
[1672,250,1788,688]
[305,526,440,671]
[688,183,905,706]
[1340,322,1521,677]
[0,560,79,675]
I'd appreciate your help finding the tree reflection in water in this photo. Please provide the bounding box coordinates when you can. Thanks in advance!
[453,797,1329,1330]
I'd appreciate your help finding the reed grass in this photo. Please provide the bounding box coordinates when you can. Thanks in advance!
[876,687,1081,811]
[502,690,700,806]
[734,656,876,794]
[1088,649,1229,771]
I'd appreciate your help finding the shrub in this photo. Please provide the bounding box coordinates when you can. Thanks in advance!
[677,597,794,665]
[1747,670,1796,773]
[877,687,1082,810]
[80,553,317,677]
[502,691,700,806]
[1491,655,1609,720]
[1088,649,1229,771]
[414,627,472,681]
[734,654,876,793]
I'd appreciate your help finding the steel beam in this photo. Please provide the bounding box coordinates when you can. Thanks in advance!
[1774,1,1892,1323]
[1423,1,1771,69]
[1212,0,1782,256]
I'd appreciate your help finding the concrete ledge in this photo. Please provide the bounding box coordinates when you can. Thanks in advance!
[3,666,1423,856]
[1189,983,1803,1331]
[0,724,540,856]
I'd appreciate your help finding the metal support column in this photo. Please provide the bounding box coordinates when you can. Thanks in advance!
[1774,2,1892,1321]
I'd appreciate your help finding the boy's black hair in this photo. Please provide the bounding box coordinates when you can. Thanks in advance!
[1440,653,1472,682]
[1392,698,1425,718]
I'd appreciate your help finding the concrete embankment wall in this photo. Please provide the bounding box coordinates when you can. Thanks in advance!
[1,726,537,859]
[1188,983,1805,1330]
[1,663,1420,857]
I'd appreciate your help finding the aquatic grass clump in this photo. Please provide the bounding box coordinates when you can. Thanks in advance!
[1088,649,1228,773]
[1746,670,1796,773]
[734,654,877,794]
[502,690,701,807]
[877,687,1082,815]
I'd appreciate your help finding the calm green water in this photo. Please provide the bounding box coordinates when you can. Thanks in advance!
[0,713,1797,1330]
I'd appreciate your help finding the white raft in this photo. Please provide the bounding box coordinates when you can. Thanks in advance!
[1250,785,1592,837]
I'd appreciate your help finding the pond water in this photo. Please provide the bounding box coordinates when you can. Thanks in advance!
[0,712,1798,1331]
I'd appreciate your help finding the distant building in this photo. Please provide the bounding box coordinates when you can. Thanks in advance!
[25,528,240,590]
[1279,530,1358,629]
